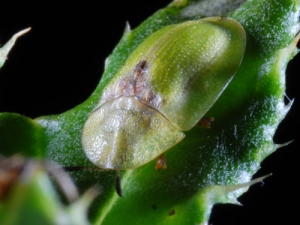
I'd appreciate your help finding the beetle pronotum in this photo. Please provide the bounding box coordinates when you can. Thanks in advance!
[81,17,246,196]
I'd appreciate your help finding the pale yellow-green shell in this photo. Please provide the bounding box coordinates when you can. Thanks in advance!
[82,17,246,170]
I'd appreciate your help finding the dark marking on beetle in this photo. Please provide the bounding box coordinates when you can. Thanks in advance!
[134,60,147,76]
[152,204,157,210]
[115,60,148,97]
[101,60,163,109]
[155,153,167,170]
[198,117,214,129]
[117,60,162,108]
[169,209,175,216]
[134,61,148,95]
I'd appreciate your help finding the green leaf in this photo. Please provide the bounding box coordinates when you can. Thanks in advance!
[0,113,46,157]
[0,0,299,224]
[0,155,97,225]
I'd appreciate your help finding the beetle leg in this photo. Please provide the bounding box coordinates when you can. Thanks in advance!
[115,170,122,197]
[198,117,214,129]
[155,153,167,170]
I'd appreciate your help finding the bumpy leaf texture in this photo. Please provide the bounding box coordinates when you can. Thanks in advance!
[0,0,299,224]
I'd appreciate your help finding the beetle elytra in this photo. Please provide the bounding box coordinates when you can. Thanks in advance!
[81,17,246,196]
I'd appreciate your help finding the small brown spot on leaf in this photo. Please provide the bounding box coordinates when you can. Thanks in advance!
[155,153,167,170]
[169,209,175,216]
[198,117,214,129]
[152,204,157,210]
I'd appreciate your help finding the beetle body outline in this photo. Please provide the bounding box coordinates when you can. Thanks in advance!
[81,17,246,172]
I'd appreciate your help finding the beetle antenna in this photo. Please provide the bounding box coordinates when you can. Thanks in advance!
[115,170,122,197]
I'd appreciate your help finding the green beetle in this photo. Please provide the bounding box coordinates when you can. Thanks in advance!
[81,17,246,196]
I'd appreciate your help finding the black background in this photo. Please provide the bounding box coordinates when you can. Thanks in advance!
[0,1,299,224]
